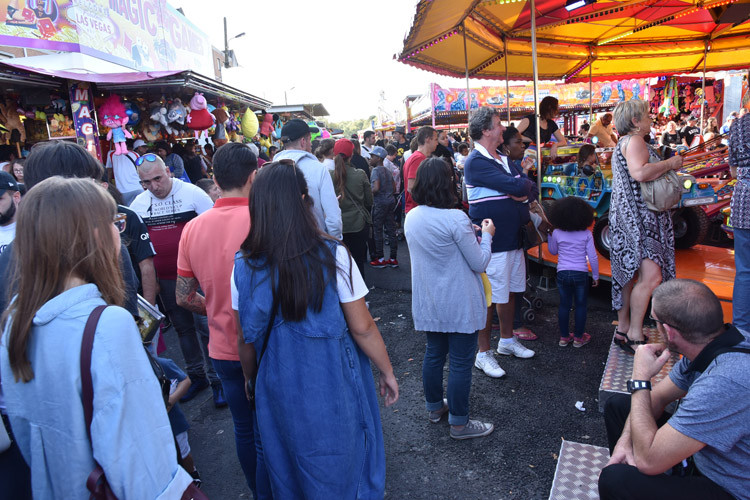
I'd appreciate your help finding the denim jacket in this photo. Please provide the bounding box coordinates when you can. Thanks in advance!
[233,244,385,499]
[0,284,192,499]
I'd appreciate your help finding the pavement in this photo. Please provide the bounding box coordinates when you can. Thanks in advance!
[171,238,617,499]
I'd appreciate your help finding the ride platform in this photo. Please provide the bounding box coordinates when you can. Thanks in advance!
[548,440,609,500]
[527,243,735,322]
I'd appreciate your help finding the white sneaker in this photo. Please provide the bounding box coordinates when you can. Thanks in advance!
[496,338,535,358]
[474,351,506,378]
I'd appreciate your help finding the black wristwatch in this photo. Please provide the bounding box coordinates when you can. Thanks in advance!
[627,380,652,393]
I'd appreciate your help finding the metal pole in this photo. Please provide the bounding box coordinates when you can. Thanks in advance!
[700,42,708,132]
[530,0,542,197]
[431,83,436,128]
[589,57,593,125]
[223,17,229,69]
[504,37,511,124]
[463,23,471,129]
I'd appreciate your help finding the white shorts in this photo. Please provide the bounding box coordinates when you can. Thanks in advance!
[175,431,191,459]
[485,249,526,304]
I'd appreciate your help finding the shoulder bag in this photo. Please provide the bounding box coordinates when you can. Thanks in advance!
[246,295,278,410]
[623,135,682,212]
[81,306,208,500]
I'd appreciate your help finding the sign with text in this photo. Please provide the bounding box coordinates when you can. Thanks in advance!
[0,0,214,76]
[69,81,102,159]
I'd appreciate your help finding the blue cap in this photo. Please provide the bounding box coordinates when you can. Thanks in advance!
[369,146,387,159]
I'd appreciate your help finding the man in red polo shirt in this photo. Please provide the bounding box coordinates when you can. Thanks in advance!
[404,126,438,213]
[175,143,262,496]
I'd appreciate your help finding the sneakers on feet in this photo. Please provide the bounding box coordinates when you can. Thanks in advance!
[559,334,574,347]
[474,351,506,378]
[387,258,399,268]
[180,377,210,403]
[450,419,495,440]
[428,399,449,423]
[573,333,592,348]
[369,258,387,268]
[497,338,535,358]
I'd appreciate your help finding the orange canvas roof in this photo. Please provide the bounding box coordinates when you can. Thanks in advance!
[397,0,750,81]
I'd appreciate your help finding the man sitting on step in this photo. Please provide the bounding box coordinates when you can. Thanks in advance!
[599,279,749,500]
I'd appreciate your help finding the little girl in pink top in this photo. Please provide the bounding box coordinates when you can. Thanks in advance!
[547,197,600,348]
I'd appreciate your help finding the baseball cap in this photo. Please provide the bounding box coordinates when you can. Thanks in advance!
[0,171,19,195]
[333,138,354,159]
[370,146,387,159]
[280,119,319,143]
[133,139,147,149]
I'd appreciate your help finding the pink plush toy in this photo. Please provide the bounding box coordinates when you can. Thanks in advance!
[100,95,132,155]
[187,92,214,150]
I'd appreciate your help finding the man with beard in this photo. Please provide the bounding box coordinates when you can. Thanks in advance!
[0,171,20,257]
[599,279,750,500]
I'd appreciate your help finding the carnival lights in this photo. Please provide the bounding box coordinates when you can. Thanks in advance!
[402,29,460,60]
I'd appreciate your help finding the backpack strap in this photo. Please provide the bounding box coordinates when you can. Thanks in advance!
[80,305,108,443]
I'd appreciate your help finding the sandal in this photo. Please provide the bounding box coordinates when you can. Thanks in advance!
[513,327,538,341]
[613,329,647,355]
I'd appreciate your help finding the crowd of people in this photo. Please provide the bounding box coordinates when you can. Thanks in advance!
[0,100,747,499]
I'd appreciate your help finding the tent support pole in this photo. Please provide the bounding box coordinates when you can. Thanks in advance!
[504,36,511,124]
[700,42,708,132]
[463,22,471,129]
[589,59,593,126]
[531,0,541,198]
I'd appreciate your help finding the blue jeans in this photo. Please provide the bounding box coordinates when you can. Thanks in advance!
[734,228,750,333]
[557,270,589,338]
[422,331,478,426]
[211,359,270,499]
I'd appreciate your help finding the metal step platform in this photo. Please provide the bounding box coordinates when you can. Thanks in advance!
[598,326,681,411]
[548,440,609,500]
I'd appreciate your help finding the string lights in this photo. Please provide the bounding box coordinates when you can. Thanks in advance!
[401,29,460,60]
[481,0,525,5]
[564,59,592,82]
[470,53,505,75]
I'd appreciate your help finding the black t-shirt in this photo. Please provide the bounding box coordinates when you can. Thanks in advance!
[680,125,701,147]
[118,204,156,270]
[521,113,559,144]
[660,132,681,148]
[433,144,454,164]
[394,140,410,165]
[183,155,205,184]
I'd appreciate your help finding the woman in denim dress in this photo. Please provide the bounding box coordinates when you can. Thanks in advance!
[232,161,399,499]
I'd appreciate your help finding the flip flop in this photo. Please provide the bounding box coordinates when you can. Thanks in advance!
[513,328,538,341]
[613,329,647,355]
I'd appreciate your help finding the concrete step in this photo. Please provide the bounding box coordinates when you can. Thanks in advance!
[598,326,681,411]
[548,440,609,500]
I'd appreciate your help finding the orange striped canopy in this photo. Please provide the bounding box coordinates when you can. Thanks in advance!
[396,0,750,82]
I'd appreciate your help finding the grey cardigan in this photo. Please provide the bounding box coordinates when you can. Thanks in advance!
[404,205,492,333]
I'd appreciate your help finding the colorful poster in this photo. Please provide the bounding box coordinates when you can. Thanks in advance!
[432,79,649,112]
[69,81,102,159]
[0,0,214,76]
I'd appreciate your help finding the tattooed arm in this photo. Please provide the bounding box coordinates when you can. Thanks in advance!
[175,274,207,315]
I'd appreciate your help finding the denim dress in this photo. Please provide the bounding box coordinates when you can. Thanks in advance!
[233,243,385,499]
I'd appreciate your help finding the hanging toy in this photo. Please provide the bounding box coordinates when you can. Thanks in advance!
[150,102,169,133]
[259,112,275,137]
[99,94,132,155]
[124,101,142,129]
[212,107,229,147]
[187,92,215,151]
[241,108,259,139]
[272,114,283,140]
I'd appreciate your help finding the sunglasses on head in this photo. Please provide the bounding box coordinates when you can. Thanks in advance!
[135,153,159,166]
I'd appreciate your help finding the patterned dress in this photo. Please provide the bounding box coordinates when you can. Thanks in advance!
[610,135,676,310]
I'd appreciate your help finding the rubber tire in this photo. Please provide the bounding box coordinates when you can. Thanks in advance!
[593,215,611,260]
[523,308,535,323]
[672,207,710,249]
[532,297,544,310]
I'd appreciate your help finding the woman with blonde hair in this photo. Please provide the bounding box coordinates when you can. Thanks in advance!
[1,177,192,498]
[609,99,682,354]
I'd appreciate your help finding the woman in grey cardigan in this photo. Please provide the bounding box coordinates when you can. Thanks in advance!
[404,158,496,440]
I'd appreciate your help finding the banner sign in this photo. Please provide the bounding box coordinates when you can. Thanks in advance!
[0,0,214,75]
[432,79,649,112]
[69,81,102,159]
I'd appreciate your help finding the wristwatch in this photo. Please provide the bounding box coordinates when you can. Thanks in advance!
[627,380,652,393]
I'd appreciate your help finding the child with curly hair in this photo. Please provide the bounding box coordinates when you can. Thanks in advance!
[547,197,599,347]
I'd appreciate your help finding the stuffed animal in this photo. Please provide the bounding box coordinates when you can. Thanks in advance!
[124,101,141,129]
[99,95,132,155]
[150,102,169,131]
[241,108,259,139]
[142,120,162,142]
[212,107,229,142]
[259,112,275,137]
[187,92,214,149]
[0,99,25,143]
[166,99,186,135]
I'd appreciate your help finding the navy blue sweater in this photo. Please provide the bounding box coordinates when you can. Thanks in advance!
[464,148,535,252]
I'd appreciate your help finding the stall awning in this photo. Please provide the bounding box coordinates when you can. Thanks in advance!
[267,103,330,119]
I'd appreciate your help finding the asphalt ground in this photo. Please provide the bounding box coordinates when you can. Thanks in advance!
[171,238,620,499]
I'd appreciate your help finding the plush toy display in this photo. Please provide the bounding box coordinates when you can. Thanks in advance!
[166,98,187,135]
[212,106,229,146]
[259,112,275,137]
[150,102,168,131]
[124,101,142,129]
[99,94,132,155]
[241,108,259,139]
[187,92,214,149]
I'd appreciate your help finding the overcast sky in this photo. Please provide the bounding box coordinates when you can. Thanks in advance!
[176,0,488,122]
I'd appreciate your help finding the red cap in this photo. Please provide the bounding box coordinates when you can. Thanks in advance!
[333,138,354,159]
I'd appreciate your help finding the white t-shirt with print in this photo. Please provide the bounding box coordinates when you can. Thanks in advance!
[107,151,142,193]
[230,244,368,310]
